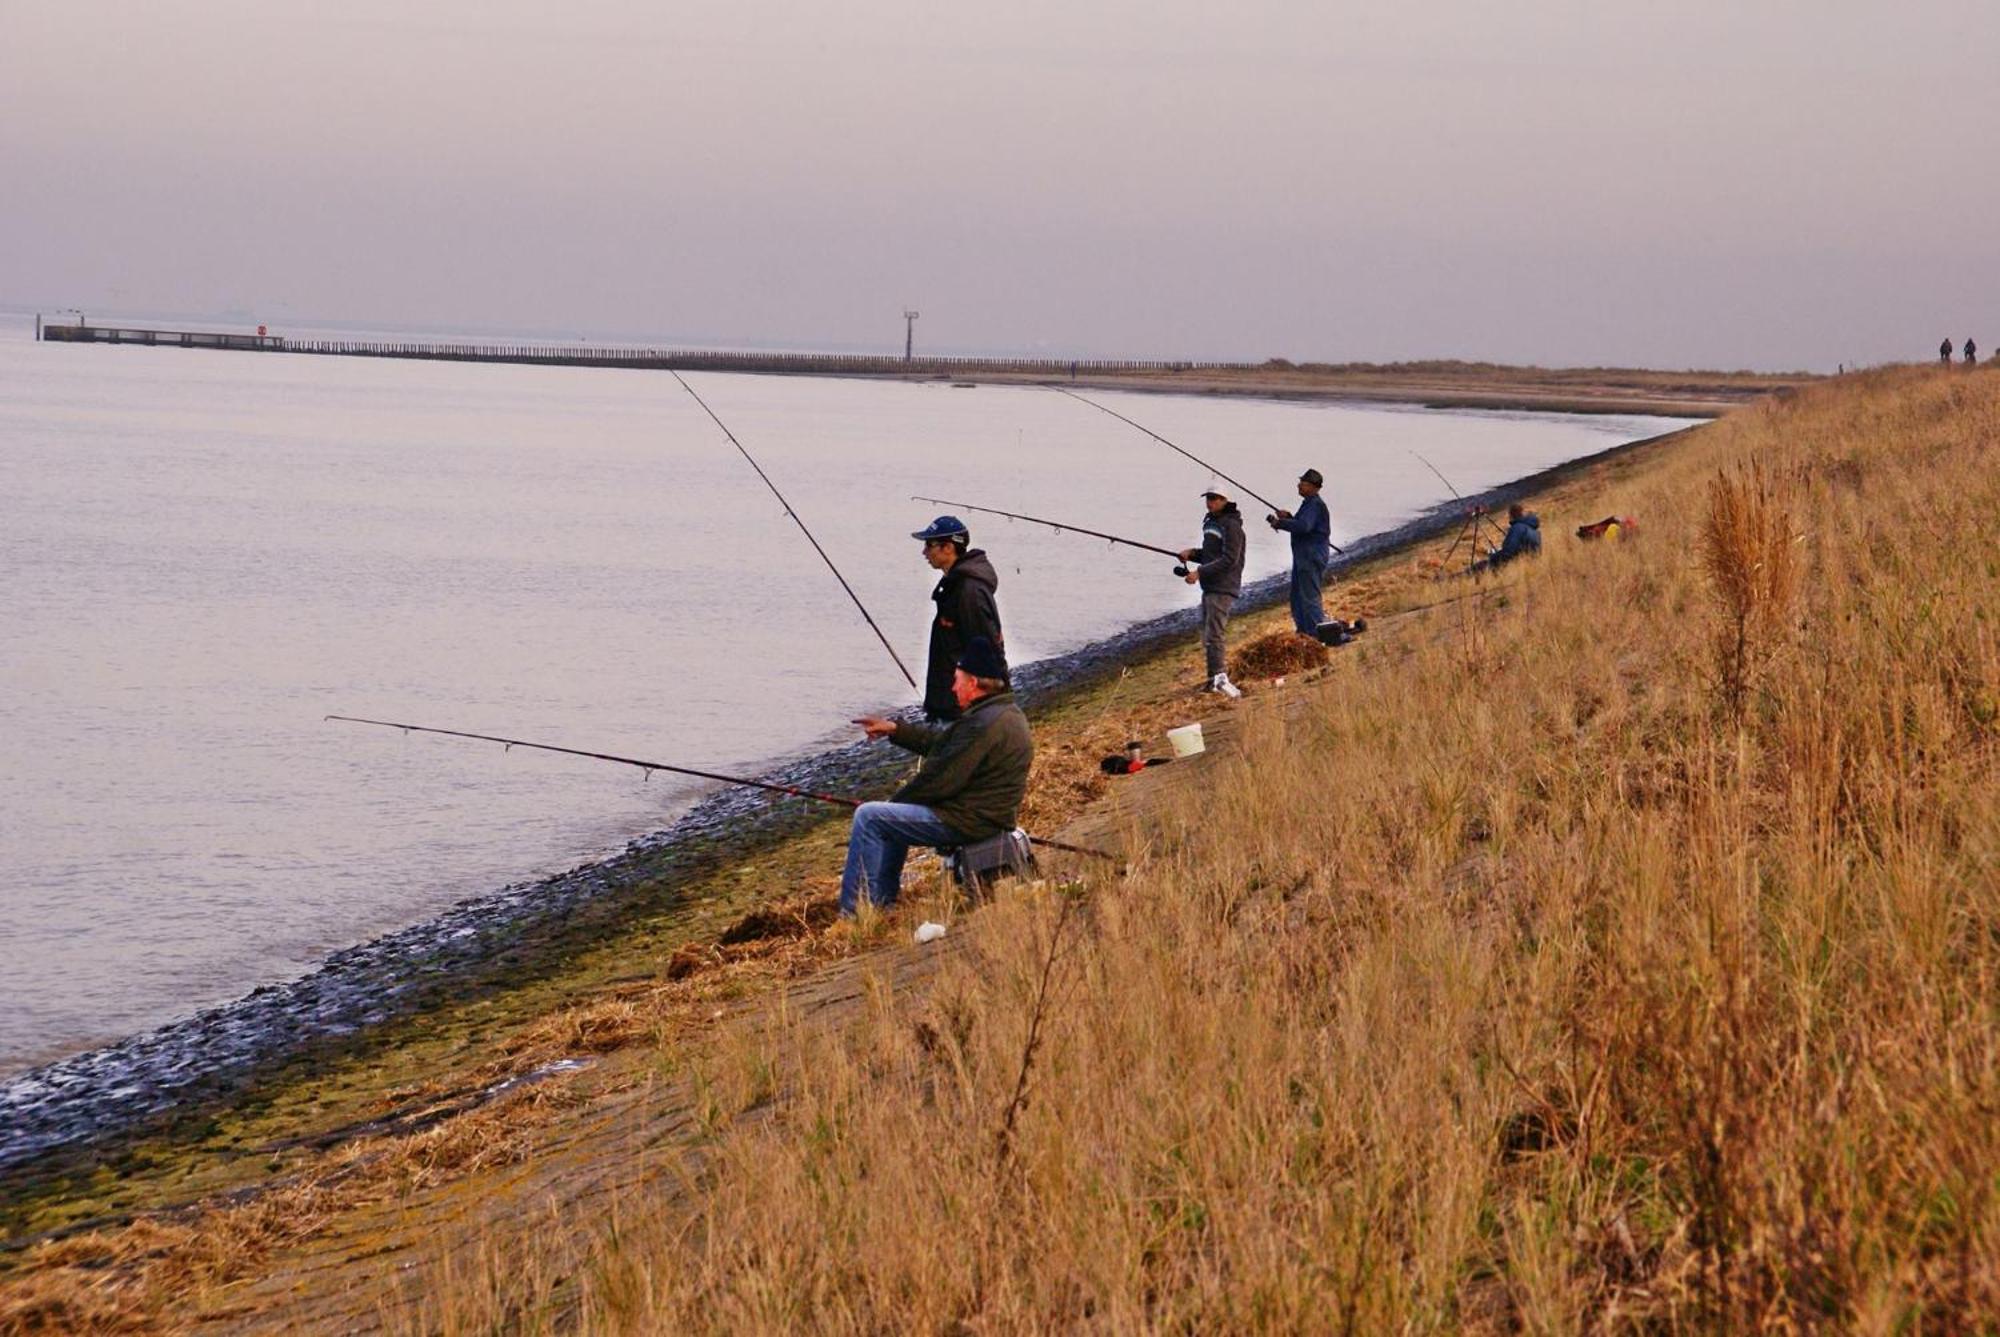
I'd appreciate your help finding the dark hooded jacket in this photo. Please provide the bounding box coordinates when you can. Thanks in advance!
[1492,511,1542,565]
[924,549,1003,719]
[1193,503,1247,596]
[887,688,1034,840]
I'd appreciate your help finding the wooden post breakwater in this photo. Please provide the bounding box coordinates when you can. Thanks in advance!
[35,318,1243,379]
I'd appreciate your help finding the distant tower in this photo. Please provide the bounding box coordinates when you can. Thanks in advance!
[903,309,920,362]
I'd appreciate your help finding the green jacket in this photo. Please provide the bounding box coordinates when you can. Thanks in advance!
[888,689,1034,841]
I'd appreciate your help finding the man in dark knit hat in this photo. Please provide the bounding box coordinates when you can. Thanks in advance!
[911,514,1004,722]
[842,636,1034,915]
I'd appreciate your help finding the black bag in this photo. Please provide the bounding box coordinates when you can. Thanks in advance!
[940,828,1037,892]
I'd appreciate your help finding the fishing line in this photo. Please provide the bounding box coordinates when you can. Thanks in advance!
[671,371,919,695]
[1054,387,1345,554]
[328,714,1115,861]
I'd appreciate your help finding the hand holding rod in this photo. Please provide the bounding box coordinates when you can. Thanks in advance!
[327,715,1115,862]
[673,371,919,695]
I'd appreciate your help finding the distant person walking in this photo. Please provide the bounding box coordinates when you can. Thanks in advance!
[910,515,1003,723]
[1179,488,1247,698]
[1966,338,1978,366]
[1942,338,1955,366]
[1267,468,1332,636]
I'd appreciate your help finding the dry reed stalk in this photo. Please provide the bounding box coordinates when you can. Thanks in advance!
[1701,460,1800,722]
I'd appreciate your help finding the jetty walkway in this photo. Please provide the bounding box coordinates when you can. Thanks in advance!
[34,319,1240,380]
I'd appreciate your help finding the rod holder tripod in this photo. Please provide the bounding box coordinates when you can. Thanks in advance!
[1434,505,1511,578]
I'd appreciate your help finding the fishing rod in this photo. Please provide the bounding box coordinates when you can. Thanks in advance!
[1408,450,1508,573]
[1055,387,1343,554]
[1409,449,1468,505]
[1409,450,1506,533]
[327,714,1115,861]
[910,494,1184,564]
[1053,387,1280,512]
[671,371,919,696]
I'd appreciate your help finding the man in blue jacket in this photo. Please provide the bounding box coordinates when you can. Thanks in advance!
[1267,468,1333,635]
[1475,503,1542,572]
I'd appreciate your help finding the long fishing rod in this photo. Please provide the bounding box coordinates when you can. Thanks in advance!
[1055,387,1344,554]
[1408,450,1507,575]
[327,715,1114,861]
[671,371,919,696]
[1409,450,1506,533]
[910,494,1184,563]
[1409,449,1468,504]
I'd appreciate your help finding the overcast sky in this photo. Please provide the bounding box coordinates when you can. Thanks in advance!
[5,1,1995,370]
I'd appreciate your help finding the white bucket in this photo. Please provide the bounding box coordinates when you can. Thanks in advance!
[1166,723,1206,758]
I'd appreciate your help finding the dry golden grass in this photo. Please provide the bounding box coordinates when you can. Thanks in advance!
[389,366,1998,1331]
[1230,629,1331,680]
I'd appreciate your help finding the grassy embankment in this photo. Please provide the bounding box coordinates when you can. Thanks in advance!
[4,364,1991,1331]
[396,366,1994,1329]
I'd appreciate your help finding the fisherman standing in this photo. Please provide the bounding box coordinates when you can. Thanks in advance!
[911,515,1003,722]
[845,637,1033,915]
[1267,467,1332,636]
[1179,488,1247,698]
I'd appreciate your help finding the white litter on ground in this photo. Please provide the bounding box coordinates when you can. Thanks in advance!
[913,921,948,944]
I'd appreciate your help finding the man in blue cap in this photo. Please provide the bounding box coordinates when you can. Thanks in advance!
[1267,468,1333,636]
[844,636,1034,915]
[911,514,1004,721]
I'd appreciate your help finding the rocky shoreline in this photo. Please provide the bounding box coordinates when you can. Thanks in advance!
[0,423,1697,1180]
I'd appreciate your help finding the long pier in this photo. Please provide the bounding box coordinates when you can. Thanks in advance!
[35,319,1240,379]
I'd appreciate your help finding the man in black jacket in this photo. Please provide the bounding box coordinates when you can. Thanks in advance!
[844,637,1033,915]
[912,514,1004,721]
[1179,488,1247,698]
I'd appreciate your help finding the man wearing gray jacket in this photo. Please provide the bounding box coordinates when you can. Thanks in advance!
[1179,488,1247,698]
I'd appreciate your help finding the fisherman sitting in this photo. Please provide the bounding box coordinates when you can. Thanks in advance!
[1472,503,1542,572]
[843,636,1034,915]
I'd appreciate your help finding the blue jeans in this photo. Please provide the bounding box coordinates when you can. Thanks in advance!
[839,801,968,915]
[1289,558,1327,635]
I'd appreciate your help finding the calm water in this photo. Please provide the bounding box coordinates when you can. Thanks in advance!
[0,320,1690,1074]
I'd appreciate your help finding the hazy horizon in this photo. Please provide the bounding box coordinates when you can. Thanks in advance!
[6,1,1996,372]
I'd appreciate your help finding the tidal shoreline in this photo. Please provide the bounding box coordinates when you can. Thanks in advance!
[0,416,1709,1188]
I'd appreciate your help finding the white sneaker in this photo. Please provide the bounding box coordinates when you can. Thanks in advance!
[1210,673,1242,699]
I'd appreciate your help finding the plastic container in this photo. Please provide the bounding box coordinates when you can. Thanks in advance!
[1166,723,1206,758]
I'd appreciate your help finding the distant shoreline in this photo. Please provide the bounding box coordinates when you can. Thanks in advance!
[927,363,1792,419]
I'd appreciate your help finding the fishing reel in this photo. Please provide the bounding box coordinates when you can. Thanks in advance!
[1172,563,1189,577]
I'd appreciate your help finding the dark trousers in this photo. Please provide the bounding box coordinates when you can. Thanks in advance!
[1288,558,1326,635]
